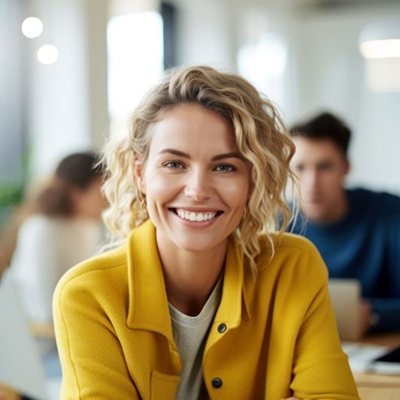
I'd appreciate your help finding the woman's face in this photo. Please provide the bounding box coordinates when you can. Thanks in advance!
[72,177,107,220]
[134,103,251,254]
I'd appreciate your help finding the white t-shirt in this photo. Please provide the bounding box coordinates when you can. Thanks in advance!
[10,214,105,323]
[169,277,222,400]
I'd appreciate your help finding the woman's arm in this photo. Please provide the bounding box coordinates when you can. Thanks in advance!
[290,277,360,400]
[53,276,140,400]
[276,240,361,400]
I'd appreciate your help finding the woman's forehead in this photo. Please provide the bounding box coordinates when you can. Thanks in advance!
[146,103,238,154]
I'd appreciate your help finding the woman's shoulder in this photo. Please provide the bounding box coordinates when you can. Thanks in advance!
[259,231,321,257]
[18,214,80,237]
[54,244,128,301]
[276,231,321,253]
[19,214,53,232]
[257,232,327,281]
[13,215,59,248]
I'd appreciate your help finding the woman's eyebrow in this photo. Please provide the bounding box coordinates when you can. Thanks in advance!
[158,149,190,158]
[158,149,243,161]
[212,152,243,161]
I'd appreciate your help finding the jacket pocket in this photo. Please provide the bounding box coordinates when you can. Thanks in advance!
[151,370,180,400]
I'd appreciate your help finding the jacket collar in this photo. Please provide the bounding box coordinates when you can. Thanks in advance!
[213,238,252,328]
[126,220,174,343]
[126,220,251,344]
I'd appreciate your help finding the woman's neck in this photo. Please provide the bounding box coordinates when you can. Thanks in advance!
[156,234,227,316]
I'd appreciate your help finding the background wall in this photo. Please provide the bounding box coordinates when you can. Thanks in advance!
[28,0,108,179]
[291,2,400,193]
[170,0,400,193]
[0,0,26,198]
[2,0,400,196]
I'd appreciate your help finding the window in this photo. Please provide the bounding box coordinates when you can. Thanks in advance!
[107,12,164,134]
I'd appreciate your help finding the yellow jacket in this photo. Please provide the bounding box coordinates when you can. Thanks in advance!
[53,220,359,400]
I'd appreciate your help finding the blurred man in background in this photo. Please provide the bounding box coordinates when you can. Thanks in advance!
[289,112,400,334]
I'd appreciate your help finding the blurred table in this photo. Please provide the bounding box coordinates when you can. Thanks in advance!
[351,333,400,400]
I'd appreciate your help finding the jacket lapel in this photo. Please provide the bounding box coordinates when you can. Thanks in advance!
[125,221,252,350]
[205,238,252,352]
[126,220,175,347]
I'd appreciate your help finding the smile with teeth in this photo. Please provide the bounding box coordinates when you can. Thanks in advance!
[174,208,221,222]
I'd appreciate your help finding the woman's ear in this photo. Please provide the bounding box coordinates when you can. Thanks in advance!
[134,160,146,194]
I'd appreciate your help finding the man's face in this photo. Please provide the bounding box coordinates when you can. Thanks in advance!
[291,136,350,224]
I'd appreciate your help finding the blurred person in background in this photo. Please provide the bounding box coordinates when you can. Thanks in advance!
[8,151,107,362]
[0,182,46,280]
[289,112,400,335]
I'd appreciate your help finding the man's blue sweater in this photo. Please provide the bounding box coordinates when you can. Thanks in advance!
[290,188,400,332]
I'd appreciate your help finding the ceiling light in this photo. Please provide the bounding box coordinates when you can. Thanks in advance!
[360,39,400,59]
[37,44,59,65]
[21,16,43,38]
[359,19,400,59]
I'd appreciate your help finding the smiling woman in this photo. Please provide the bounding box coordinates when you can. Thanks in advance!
[134,104,250,263]
[53,66,360,400]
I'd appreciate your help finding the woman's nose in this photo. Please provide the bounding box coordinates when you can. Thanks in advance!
[183,169,212,202]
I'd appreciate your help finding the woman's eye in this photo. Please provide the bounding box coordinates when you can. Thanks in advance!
[214,164,236,173]
[163,161,184,169]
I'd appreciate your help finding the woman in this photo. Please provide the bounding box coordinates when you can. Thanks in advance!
[54,67,359,399]
[10,151,107,325]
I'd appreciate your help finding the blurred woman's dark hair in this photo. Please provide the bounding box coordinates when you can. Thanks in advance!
[35,152,103,217]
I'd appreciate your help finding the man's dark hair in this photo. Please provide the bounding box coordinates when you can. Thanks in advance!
[289,112,351,158]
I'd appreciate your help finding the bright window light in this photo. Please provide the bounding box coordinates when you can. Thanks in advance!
[37,44,59,65]
[238,34,287,107]
[21,16,43,38]
[107,12,163,129]
[360,39,400,59]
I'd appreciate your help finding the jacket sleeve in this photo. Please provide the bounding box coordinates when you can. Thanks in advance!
[53,276,140,400]
[289,246,360,400]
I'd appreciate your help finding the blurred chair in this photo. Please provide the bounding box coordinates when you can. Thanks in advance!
[0,271,48,400]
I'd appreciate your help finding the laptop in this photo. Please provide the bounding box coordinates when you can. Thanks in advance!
[328,278,362,341]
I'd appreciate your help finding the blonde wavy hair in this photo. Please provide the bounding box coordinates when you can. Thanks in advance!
[102,66,297,275]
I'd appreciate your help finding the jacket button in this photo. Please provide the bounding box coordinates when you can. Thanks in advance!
[212,377,223,388]
[217,323,227,333]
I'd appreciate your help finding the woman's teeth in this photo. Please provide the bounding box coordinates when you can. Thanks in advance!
[176,209,217,222]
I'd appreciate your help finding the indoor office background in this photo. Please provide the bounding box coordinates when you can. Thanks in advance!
[1,0,400,399]
[1,0,400,219]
